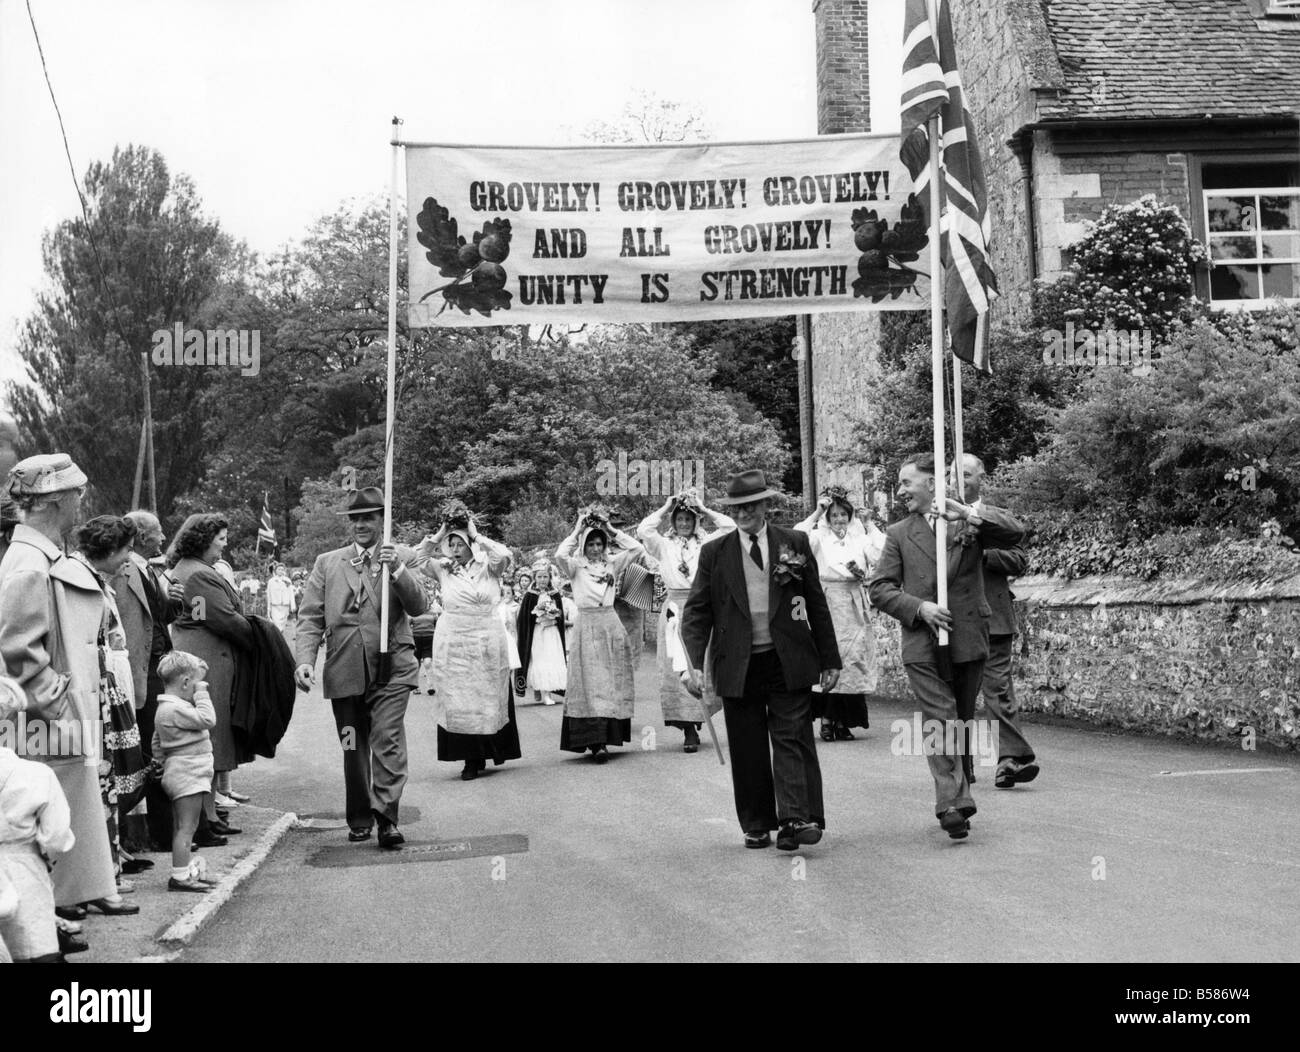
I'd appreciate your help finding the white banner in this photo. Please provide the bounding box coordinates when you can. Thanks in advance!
[406,133,929,327]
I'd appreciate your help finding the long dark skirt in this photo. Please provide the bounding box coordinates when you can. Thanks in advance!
[811,691,870,729]
[560,716,632,752]
[438,687,521,765]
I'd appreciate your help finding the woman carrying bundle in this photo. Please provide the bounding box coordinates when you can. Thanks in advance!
[554,509,647,763]
[636,489,735,753]
[794,487,882,741]
[417,505,520,781]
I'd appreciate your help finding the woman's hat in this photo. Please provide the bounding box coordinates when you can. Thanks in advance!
[716,469,782,506]
[821,484,856,515]
[7,453,87,497]
[336,487,386,516]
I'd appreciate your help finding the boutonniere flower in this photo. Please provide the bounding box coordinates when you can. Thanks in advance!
[771,545,807,585]
[845,559,867,582]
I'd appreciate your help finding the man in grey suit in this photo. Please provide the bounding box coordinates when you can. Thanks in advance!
[117,510,185,851]
[295,488,427,849]
[952,455,1039,789]
[869,452,1025,840]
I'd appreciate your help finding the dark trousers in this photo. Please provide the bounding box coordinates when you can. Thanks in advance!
[331,678,411,831]
[721,649,824,833]
[981,634,1035,762]
[903,660,982,817]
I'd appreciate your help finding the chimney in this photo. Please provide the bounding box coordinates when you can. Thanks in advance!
[814,0,872,135]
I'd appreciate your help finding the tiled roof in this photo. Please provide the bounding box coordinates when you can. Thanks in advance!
[1036,0,1300,121]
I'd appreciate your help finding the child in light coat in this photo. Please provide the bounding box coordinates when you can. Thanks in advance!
[0,676,76,963]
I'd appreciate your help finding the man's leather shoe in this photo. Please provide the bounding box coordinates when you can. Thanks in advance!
[348,827,373,842]
[743,830,772,849]
[58,927,89,955]
[378,825,405,850]
[939,808,971,839]
[776,820,823,851]
[120,857,154,874]
[209,820,242,836]
[192,831,228,848]
[995,758,1040,789]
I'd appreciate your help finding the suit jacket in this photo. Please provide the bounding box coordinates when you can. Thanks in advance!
[680,523,841,697]
[980,505,1029,637]
[294,544,427,699]
[868,507,1025,666]
[116,557,182,706]
[0,524,106,758]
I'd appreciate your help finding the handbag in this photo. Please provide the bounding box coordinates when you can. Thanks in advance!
[617,562,656,612]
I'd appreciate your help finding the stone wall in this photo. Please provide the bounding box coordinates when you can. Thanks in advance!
[869,573,1300,751]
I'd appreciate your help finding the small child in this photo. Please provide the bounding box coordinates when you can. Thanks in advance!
[152,652,218,893]
[0,676,76,963]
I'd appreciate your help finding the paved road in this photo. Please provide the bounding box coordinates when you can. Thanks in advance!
[180,651,1300,963]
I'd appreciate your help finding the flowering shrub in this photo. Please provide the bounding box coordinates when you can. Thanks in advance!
[1032,195,1207,340]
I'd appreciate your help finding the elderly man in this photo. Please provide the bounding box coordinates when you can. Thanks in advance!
[295,487,427,849]
[681,470,841,851]
[116,510,186,852]
[951,455,1040,789]
[869,453,1026,840]
[0,455,117,923]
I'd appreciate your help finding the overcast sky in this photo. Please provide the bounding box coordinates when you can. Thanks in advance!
[0,0,904,373]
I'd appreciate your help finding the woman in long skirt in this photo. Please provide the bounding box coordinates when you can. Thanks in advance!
[795,488,881,741]
[515,561,567,705]
[554,509,647,763]
[636,490,734,752]
[418,510,520,781]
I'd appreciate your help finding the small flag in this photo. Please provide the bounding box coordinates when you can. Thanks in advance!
[258,494,276,546]
[900,0,998,372]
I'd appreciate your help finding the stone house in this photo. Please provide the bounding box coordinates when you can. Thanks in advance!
[798,0,1300,501]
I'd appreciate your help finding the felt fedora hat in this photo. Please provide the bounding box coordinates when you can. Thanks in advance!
[715,469,783,506]
[336,486,386,516]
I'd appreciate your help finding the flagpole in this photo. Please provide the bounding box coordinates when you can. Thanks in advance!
[379,116,403,662]
[952,356,965,496]
[928,111,950,664]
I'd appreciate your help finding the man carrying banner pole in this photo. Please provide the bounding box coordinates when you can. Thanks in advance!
[870,0,1013,840]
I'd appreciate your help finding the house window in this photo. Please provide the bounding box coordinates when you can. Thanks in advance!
[1200,160,1300,308]
[1267,0,1300,16]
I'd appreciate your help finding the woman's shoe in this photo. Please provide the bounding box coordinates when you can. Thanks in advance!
[115,878,136,894]
[834,723,855,741]
[226,789,251,803]
[168,876,212,893]
[55,905,87,921]
[591,745,609,765]
[83,897,140,916]
[461,763,478,781]
[820,720,835,742]
[683,726,700,753]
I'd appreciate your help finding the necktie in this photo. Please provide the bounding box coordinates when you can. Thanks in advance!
[748,533,763,570]
[926,513,938,534]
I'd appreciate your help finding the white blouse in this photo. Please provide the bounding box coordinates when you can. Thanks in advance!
[418,536,512,615]
[636,509,736,590]
[794,513,885,584]
[555,528,646,609]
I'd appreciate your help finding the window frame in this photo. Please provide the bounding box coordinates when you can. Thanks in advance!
[1189,152,1300,311]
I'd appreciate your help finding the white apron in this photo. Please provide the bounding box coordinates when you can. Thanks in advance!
[431,609,512,735]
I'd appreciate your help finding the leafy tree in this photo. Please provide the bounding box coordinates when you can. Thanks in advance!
[7,145,245,514]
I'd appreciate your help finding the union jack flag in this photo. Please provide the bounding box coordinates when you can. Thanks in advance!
[900,0,998,372]
[258,493,276,546]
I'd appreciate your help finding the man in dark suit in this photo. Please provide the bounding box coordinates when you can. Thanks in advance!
[118,510,185,853]
[953,454,1039,789]
[681,470,842,851]
[868,453,1025,840]
[295,488,427,849]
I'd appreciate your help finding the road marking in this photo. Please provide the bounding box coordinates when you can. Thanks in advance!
[1153,767,1292,778]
